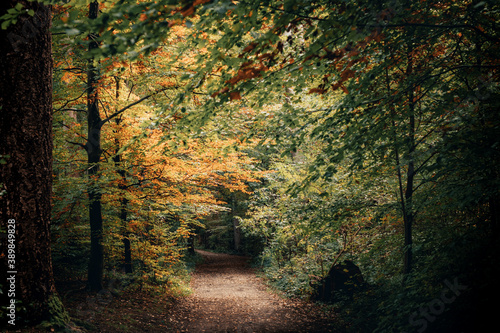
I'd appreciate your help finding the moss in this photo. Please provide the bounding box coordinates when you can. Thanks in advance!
[40,293,70,330]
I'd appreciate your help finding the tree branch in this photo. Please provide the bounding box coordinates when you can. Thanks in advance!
[373,23,500,42]
[99,86,180,128]
[66,140,88,151]
[53,90,87,114]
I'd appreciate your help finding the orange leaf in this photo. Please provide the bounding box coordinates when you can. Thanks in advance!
[229,91,241,100]
[309,88,327,94]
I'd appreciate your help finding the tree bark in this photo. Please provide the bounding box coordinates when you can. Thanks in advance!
[403,41,416,277]
[113,77,133,274]
[233,217,241,252]
[86,0,104,291]
[0,1,67,326]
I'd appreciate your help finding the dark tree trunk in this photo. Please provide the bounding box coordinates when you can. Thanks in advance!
[117,161,132,273]
[403,129,415,277]
[233,217,241,252]
[402,40,416,278]
[0,1,67,326]
[231,196,241,252]
[490,195,500,238]
[122,238,133,273]
[113,77,132,273]
[187,234,196,254]
[115,139,132,274]
[387,59,415,278]
[86,0,104,292]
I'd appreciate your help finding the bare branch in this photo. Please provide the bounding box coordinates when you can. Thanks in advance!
[99,86,180,127]
[53,90,87,114]
[66,140,88,151]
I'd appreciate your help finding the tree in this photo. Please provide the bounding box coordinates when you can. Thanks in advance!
[53,0,187,290]
[86,0,105,292]
[0,0,68,327]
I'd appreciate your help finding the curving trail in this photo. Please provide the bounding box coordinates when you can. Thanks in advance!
[169,250,338,332]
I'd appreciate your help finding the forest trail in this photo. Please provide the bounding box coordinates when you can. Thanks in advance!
[169,250,338,332]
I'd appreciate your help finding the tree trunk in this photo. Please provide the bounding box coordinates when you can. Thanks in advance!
[403,129,415,277]
[490,195,500,238]
[386,64,415,278]
[113,77,133,273]
[231,195,241,252]
[86,0,104,292]
[122,238,133,273]
[403,42,416,277]
[233,217,241,252]
[0,1,67,326]
[116,147,133,274]
[187,230,196,254]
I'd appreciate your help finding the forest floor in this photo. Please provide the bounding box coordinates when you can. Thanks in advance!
[54,250,342,332]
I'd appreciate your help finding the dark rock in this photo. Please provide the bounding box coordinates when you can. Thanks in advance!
[311,260,365,302]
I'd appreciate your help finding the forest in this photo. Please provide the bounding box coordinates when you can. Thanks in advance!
[0,0,499,332]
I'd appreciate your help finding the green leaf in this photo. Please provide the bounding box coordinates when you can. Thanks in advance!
[15,3,24,11]
[1,20,11,30]
[0,154,10,164]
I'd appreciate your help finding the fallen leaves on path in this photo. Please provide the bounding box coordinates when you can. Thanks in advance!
[168,250,340,332]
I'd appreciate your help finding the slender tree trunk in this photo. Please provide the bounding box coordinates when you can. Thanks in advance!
[112,77,133,273]
[403,110,415,276]
[233,217,241,252]
[387,45,416,278]
[232,195,241,252]
[403,41,416,277]
[86,0,104,291]
[0,1,67,326]
[386,66,414,277]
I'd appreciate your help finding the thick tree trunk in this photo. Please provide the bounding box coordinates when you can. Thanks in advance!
[86,0,104,292]
[0,1,67,326]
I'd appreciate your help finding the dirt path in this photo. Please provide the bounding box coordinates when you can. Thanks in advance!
[169,250,339,332]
